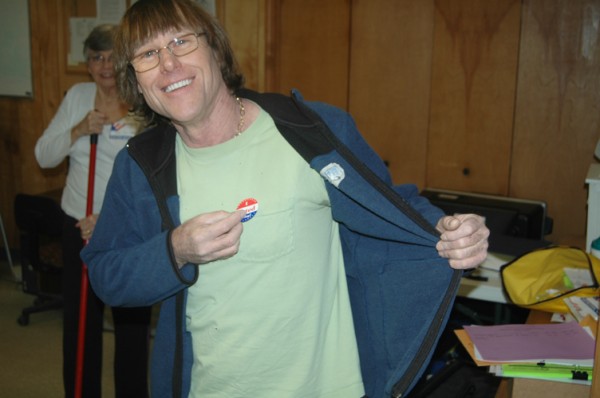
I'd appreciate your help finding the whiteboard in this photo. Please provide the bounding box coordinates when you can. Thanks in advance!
[0,0,33,98]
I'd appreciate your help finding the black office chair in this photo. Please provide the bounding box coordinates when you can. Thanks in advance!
[14,193,65,326]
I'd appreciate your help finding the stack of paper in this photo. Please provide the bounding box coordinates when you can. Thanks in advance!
[564,296,599,322]
[456,322,595,384]
[563,267,594,289]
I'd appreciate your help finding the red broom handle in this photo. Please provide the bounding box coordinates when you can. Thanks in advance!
[75,133,98,398]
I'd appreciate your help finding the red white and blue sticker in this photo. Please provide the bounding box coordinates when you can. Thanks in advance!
[237,198,259,222]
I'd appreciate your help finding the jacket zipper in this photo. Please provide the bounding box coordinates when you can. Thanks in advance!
[390,271,461,397]
[324,131,463,397]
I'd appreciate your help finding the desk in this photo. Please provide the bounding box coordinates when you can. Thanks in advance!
[458,252,512,304]
[586,163,600,252]
[456,253,518,324]
[459,268,508,304]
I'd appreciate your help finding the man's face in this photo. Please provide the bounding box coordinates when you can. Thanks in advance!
[133,30,225,127]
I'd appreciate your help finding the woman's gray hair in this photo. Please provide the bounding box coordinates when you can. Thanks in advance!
[83,24,118,55]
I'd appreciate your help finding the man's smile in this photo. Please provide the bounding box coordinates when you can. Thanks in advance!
[164,78,193,93]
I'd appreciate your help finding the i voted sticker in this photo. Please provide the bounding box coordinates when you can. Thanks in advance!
[237,198,259,222]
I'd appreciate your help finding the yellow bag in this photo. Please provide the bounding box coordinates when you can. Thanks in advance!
[500,245,600,313]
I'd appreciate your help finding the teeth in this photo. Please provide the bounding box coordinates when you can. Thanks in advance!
[165,79,192,93]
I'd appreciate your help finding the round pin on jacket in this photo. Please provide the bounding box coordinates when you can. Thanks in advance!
[237,198,258,222]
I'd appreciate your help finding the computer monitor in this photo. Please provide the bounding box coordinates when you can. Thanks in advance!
[421,188,552,255]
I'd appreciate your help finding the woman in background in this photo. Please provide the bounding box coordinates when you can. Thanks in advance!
[35,24,151,398]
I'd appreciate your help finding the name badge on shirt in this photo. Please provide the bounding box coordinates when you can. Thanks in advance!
[108,121,136,140]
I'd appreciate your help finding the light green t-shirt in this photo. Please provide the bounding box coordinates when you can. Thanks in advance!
[176,108,365,398]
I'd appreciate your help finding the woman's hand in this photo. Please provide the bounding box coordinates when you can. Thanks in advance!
[71,110,108,143]
[76,214,99,241]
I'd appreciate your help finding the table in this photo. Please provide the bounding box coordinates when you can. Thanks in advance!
[458,252,513,304]
[456,252,519,324]
[459,268,508,304]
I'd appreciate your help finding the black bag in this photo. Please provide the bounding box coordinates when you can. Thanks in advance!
[409,360,501,398]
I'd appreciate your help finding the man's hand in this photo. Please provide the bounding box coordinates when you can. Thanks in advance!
[435,214,489,270]
[170,210,246,267]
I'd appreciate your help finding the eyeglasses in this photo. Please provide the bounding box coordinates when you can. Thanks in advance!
[88,53,113,65]
[130,32,205,73]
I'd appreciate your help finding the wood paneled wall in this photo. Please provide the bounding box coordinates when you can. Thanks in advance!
[510,0,600,247]
[427,0,521,194]
[1,0,599,253]
[260,0,600,246]
[349,0,435,187]
[1,0,84,252]
[265,0,351,109]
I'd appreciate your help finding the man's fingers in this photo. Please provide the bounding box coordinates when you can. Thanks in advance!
[438,238,489,269]
[172,210,245,266]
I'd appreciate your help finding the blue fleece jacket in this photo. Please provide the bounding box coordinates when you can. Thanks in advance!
[81,90,459,398]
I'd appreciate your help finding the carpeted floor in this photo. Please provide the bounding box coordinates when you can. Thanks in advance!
[0,261,116,398]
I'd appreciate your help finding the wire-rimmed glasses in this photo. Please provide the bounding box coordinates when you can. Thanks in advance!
[130,32,205,73]
[88,52,114,65]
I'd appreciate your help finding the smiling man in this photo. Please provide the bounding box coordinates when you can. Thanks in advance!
[81,1,489,397]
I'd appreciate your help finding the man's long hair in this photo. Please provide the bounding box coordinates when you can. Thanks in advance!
[113,0,244,125]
